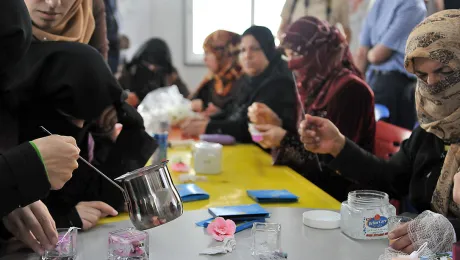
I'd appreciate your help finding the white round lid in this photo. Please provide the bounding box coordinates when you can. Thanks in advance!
[302,210,341,229]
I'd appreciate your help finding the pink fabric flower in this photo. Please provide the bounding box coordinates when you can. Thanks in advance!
[206,217,236,241]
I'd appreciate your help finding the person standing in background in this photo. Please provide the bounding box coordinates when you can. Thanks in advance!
[355,0,426,130]
[348,0,375,55]
[277,0,351,42]
[425,0,444,14]
[104,0,120,74]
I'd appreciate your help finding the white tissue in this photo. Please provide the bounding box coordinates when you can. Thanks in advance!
[199,237,236,255]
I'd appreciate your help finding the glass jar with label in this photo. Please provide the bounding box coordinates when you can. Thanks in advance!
[340,190,396,240]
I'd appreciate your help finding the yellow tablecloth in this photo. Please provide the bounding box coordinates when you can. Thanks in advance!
[99,144,340,224]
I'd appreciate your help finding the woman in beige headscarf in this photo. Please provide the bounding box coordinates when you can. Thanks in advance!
[293,10,460,253]
[24,0,108,59]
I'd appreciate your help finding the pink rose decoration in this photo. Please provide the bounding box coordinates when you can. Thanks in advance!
[206,217,236,241]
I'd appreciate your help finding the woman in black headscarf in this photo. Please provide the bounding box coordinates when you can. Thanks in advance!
[181,26,297,143]
[118,38,189,107]
[1,40,158,232]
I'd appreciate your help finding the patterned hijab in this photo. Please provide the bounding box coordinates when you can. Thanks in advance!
[32,0,95,44]
[281,16,362,112]
[405,9,460,217]
[196,30,242,97]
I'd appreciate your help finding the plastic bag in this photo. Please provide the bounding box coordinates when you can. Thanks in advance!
[137,85,195,134]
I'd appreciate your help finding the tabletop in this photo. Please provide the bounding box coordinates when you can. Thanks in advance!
[1,208,388,260]
[99,144,341,225]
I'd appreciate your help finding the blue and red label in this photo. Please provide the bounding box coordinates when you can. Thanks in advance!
[367,215,388,228]
[363,214,388,237]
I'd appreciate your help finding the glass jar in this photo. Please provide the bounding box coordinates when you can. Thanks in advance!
[340,190,396,240]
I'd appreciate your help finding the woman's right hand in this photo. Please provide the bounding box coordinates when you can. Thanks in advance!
[248,102,282,127]
[32,135,80,190]
[299,114,345,157]
[2,201,57,255]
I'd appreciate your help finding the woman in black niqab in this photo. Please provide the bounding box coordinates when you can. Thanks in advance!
[3,40,157,229]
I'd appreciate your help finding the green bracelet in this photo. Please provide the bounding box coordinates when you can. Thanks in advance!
[29,141,49,181]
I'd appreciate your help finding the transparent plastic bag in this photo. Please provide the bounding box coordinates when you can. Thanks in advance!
[137,85,195,134]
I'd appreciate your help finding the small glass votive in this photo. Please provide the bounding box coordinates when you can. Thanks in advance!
[42,228,78,260]
[108,228,149,260]
[388,216,412,245]
[251,222,281,256]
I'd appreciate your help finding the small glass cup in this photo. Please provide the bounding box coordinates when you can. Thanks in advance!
[388,216,412,245]
[108,228,149,260]
[251,222,281,256]
[42,228,78,260]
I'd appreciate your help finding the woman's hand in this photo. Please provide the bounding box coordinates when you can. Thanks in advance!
[180,118,209,137]
[32,135,80,190]
[2,201,57,255]
[97,105,118,133]
[76,201,118,231]
[248,102,282,127]
[299,114,345,157]
[388,222,414,254]
[203,103,221,117]
[251,124,286,149]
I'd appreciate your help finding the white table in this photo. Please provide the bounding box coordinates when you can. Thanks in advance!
[0,208,388,259]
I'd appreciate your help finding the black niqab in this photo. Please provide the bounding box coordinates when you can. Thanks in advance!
[0,0,33,152]
[0,0,32,77]
[3,41,123,145]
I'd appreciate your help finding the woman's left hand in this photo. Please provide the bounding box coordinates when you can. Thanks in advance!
[180,118,209,137]
[203,103,221,117]
[388,222,413,254]
[252,124,287,149]
[98,105,118,133]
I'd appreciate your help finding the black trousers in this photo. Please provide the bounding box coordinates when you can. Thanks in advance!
[371,71,417,130]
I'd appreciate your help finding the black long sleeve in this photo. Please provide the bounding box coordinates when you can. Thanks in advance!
[327,127,443,200]
[328,138,412,198]
[0,142,50,217]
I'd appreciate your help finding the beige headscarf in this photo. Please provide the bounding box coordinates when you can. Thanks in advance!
[32,0,95,44]
[405,9,460,217]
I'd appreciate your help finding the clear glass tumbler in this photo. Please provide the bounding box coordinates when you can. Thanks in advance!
[108,228,149,260]
[42,228,78,260]
[251,222,281,256]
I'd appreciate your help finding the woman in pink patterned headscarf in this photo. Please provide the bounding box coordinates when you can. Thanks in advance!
[249,16,375,201]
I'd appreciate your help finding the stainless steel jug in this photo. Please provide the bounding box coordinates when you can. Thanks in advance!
[115,161,183,230]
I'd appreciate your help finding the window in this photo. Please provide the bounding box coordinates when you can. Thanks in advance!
[185,0,285,65]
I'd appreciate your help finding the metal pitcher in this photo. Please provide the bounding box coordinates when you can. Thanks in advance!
[115,161,183,230]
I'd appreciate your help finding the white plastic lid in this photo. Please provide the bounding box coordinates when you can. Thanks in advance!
[302,210,341,229]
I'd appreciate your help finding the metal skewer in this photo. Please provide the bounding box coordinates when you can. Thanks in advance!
[291,72,323,172]
[40,126,127,194]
